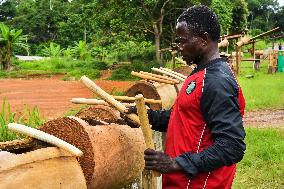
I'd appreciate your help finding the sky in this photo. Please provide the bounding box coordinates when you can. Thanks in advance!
[279,0,284,6]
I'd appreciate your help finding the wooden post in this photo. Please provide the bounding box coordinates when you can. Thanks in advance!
[252,40,256,70]
[135,94,160,189]
[236,46,241,75]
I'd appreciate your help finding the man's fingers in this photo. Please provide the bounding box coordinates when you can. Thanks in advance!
[144,148,157,155]
[124,106,137,114]
[144,154,158,160]
[145,160,157,166]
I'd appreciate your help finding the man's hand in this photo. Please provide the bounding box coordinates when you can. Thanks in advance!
[144,148,182,174]
[120,106,139,128]
[124,106,138,114]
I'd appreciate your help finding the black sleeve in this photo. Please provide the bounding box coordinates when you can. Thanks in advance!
[175,75,246,179]
[147,109,172,132]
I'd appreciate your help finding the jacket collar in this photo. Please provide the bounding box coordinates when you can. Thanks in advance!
[190,58,225,76]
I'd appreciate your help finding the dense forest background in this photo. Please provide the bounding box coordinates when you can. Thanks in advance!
[0,0,283,66]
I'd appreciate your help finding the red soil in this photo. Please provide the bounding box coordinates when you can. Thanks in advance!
[0,77,134,120]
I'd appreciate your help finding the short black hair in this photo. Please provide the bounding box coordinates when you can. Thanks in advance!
[177,5,220,42]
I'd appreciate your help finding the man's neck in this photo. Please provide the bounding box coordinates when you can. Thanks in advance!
[196,43,220,66]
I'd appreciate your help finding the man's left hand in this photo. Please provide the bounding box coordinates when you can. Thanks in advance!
[144,148,182,174]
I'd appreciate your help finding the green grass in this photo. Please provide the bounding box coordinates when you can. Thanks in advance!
[238,61,284,111]
[0,99,46,142]
[233,128,284,189]
[2,57,108,80]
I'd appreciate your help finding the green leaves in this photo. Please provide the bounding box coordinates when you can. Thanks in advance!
[42,42,63,57]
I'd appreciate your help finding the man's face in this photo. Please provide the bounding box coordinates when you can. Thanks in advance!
[175,21,204,65]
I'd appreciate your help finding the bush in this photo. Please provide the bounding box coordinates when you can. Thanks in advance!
[108,65,137,81]
[108,60,159,80]
[0,98,46,142]
[63,68,101,80]
[87,60,108,70]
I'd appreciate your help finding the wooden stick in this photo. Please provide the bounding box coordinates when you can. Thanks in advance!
[135,94,161,178]
[151,68,185,82]
[72,97,162,105]
[71,98,108,105]
[80,76,141,124]
[159,67,187,79]
[139,71,180,84]
[112,96,162,104]
[131,71,177,85]
[8,123,83,157]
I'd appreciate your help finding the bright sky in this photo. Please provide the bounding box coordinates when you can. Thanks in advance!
[279,0,284,6]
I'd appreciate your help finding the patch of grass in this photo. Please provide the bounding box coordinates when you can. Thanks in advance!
[0,98,46,142]
[238,61,284,111]
[64,105,88,117]
[7,57,108,80]
[233,128,284,189]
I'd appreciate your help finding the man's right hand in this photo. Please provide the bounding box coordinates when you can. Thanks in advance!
[124,106,138,114]
[121,106,139,128]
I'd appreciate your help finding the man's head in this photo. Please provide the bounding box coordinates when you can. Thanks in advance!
[176,5,220,65]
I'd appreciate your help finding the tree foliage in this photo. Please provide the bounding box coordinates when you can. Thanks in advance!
[0,0,282,64]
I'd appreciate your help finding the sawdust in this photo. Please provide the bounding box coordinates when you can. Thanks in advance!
[75,105,122,125]
[39,117,95,186]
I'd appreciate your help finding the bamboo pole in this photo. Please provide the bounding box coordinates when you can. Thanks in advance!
[159,67,187,79]
[139,71,180,84]
[112,95,162,104]
[71,98,108,105]
[80,76,141,124]
[8,123,83,157]
[71,97,162,105]
[131,71,177,85]
[151,68,185,82]
[135,94,161,181]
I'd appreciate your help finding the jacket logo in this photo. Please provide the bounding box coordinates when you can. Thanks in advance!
[186,81,196,94]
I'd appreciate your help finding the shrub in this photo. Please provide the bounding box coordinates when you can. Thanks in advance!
[0,98,46,142]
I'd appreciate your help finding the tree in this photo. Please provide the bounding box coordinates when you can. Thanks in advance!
[211,0,233,35]
[247,0,279,32]
[230,0,249,33]
[0,22,28,70]
[0,0,16,22]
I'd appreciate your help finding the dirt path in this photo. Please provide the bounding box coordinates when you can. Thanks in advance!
[243,109,284,128]
[0,77,134,119]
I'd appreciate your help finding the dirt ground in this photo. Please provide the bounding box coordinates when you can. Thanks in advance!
[0,76,283,128]
[244,109,284,128]
[0,76,134,119]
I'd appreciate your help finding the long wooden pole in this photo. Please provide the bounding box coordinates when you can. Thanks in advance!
[135,94,160,189]
[71,97,162,105]
[80,76,141,125]
[71,98,108,105]
[159,67,187,79]
[8,123,83,157]
[151,68,185,82]
[139,71,180,83]
[131,71,177,84]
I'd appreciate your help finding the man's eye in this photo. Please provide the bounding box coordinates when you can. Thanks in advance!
[175,37,187,44]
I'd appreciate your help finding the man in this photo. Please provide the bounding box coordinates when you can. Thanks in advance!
[126,5,246,189]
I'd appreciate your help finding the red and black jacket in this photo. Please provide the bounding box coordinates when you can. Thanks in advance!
[148,58,246,189]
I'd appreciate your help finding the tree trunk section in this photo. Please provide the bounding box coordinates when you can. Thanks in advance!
[0,147,87,189]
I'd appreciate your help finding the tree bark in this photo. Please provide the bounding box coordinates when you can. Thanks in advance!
[153,22,161,65]
[0,49,3,70]
[4,43,11,71]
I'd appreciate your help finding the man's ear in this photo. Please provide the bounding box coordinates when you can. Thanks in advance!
[201,32,210,46]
